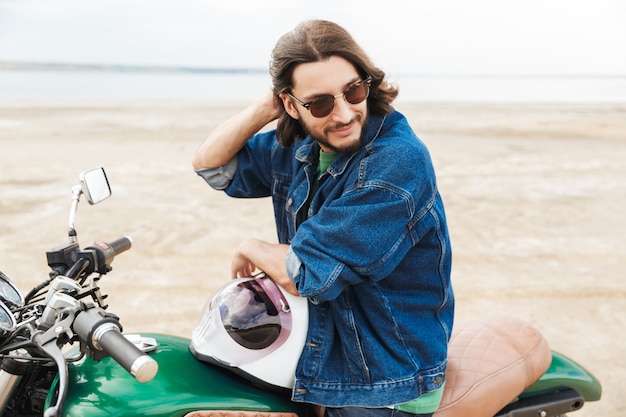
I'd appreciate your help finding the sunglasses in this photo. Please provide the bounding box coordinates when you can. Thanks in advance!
[288,76,372,118]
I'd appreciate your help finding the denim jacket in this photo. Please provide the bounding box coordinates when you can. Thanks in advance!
[197,110,454,407]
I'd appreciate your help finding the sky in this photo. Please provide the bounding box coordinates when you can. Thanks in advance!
[0,0,625,77]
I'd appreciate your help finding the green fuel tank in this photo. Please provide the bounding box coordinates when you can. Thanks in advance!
[46,333,307,417]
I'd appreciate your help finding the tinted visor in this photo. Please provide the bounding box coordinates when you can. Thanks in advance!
[216,275,291,350]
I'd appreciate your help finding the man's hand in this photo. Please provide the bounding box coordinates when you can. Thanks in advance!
[231,238,299,296]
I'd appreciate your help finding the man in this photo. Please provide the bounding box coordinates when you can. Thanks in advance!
[192,20,454,417]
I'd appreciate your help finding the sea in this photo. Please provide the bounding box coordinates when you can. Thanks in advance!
[1,69,626,103]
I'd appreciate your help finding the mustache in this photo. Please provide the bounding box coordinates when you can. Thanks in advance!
[324,113,362,135]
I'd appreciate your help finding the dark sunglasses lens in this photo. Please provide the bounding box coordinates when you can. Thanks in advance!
[307,80,370,118]
[309,96,335,118]
[345,82,368,104]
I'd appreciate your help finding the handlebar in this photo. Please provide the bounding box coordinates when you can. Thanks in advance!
[45,236,133,281]
[73,306,158,383]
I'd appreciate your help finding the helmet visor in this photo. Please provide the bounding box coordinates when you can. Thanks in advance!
[214,274,292,350]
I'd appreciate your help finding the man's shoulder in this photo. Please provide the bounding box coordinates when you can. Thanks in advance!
[362,112,433,177]
[370,112,426,154]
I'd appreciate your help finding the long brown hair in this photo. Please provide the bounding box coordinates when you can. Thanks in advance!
[270,20,399,147]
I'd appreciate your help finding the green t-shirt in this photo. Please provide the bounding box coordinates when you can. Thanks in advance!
[317,150,336,179]
[394,383,445,414]
[297,150,337,227]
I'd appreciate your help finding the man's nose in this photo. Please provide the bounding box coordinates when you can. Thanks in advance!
[330,95,354,123]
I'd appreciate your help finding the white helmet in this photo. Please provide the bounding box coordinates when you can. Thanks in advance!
[190,273,308,390]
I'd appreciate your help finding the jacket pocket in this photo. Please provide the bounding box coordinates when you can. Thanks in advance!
[340,295,372,384]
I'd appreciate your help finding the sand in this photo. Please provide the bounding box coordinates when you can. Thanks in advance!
[0,101,624,415]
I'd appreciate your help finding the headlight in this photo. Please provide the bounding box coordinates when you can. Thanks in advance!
[0,271,24,307]
[0,302,15,333]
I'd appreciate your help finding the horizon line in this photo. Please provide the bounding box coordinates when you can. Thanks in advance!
[0,60,267,75]
[1,60,625,79]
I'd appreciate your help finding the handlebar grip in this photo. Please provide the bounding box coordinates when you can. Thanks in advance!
[73,307,158,383]
[108,236,132,256]
[96,325,158,383]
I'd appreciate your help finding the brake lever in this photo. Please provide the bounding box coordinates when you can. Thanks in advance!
[31,307,78,417]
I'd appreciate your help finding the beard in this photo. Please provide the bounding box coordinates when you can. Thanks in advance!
[300,114,367,154]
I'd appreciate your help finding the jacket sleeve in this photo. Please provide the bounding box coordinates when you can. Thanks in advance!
[197,129,280,198]
[291,182,436,301]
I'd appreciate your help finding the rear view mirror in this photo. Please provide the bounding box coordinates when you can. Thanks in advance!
[80,167,111,205]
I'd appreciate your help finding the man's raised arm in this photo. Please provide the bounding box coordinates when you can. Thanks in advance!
[192,89,281,170]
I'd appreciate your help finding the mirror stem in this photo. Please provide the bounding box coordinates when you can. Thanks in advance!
[68,185,82,243]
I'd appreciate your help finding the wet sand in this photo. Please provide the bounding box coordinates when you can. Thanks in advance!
[0,101,624,415]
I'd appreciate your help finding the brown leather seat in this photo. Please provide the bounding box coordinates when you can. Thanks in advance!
[434,317,552,417]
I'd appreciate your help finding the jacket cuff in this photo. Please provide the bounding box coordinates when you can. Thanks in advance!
[286,246,302,287]
[194,156,238,190]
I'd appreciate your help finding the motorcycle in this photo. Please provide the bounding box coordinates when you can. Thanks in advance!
[0,167,601,417]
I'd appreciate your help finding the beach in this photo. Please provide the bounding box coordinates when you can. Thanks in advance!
[0,101,624,415]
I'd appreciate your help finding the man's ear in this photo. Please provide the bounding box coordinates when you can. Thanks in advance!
[279,93,300,120]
